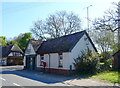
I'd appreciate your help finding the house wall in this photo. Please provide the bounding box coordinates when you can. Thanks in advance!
[37,53,70,69]
[37,52,71,75]
[7,56,23,65]
[70,34,96,69]
[24,56,26,66]
[8,53,13,56]
[1,58,7,65]
[11,44,23,53]
[8,52,23,56]
[113,51,120,69]
[24,43,36,67]
[25,43,36,55]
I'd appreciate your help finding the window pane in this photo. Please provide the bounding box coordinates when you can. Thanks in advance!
[59,54,63,67]
[40,56,44,66]
[41,56,44,60]
[59,55,63,60]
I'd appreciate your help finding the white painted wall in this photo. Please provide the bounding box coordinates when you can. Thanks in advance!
[49,53,58,69]
[36,55,40,67]
[25,43,36,55]
[8,52,23,56]
[63,53,70,69]
[70,34,96,69]
[24,56,26,66]
[37,52,71,70]
[8,53,13,56]
[24,43,36,67]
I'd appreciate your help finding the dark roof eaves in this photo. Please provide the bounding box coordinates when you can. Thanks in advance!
[2,44,13,57]
[38,51,71,55]
[85,32,98,52]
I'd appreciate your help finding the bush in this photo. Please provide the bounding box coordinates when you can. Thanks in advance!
[99,52,112,70]
[74,50,99,74]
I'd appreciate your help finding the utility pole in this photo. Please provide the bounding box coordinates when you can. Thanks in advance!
[118,2,120,50]
[86,5,92,33]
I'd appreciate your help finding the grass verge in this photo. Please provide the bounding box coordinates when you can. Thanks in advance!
[91,70,119,83]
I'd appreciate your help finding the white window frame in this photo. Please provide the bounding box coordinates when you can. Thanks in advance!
[40,55,44,66]
[58,53,63,68]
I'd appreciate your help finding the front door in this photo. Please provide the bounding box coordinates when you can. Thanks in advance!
[26,55,36,70]
[26,56,30,69]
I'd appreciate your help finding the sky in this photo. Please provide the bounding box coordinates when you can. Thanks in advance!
[0,0,119,40]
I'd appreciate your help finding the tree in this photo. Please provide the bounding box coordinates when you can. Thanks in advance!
[93,30,115,53]
[92,2,120,70]
[8,40,17,45]
[92,28,116,69]
[14,33,32,50]
[93,2,120,50]
[0,36,7,46]
[31,11,81,40]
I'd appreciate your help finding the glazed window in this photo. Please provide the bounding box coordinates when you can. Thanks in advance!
[13,52,21,56]
[58,53,63,67]
[40,54,44,66]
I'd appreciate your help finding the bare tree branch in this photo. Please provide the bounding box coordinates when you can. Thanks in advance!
[31,11,81,40]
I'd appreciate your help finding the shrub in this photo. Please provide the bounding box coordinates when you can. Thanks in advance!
[74,50,99,74]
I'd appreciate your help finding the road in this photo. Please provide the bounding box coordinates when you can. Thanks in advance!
[0,66,73,87]
[0,66,119,88]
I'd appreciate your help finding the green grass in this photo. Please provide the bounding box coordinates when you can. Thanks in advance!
[91,70,119,83]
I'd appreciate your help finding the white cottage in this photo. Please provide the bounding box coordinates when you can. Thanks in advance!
[36,30,97,75]
[24,39,42,70]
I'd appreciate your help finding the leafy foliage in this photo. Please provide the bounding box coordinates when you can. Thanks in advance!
[74,50,99,74]
[15,33,32,50]
[0,36,7,46]
[7,33,32,50]
[92,30,115,53]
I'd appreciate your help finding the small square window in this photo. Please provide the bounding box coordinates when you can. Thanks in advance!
[58,53,63,67]
[41,56,44,60]
[40,55,44,66]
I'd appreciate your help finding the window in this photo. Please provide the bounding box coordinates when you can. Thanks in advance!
[13,52,15,56]
[13,52,21,56]
[30,58,32,65]
[40,54,44,66]
[58,53,63,67]
[10,59,13,63]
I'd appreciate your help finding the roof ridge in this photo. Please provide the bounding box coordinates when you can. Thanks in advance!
[44,30,86,42]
